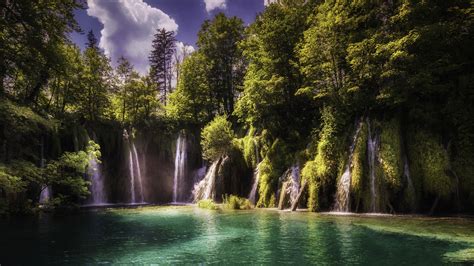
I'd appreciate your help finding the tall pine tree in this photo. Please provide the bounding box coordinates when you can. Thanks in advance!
[149,28,176,103]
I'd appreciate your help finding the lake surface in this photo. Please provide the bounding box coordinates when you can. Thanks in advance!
[0,206,473,265]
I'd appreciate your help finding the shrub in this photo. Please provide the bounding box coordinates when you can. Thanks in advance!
[197,199,219,210]
[223,194,253,210]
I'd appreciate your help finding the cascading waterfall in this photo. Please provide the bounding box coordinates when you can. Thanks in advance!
[39,186,51,204]
[334,121,362,212]
[289,165,300,205]
[124,129,145,204]
[128,149,136,203]
[88,154,105,204]
[248,140,261,204]
[404,155,416,209]
[173,134,187,203]
[193,159,221,202]
[248,164,260,205]
[132,143,144,203]
[39,137,52,204]
[367,119,380,212]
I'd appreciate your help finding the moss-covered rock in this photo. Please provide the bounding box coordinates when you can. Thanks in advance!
[409,130,453,201]
[351,121,367,210]
[379,117,403,191]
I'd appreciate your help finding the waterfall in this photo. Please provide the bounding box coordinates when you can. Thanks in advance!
[131,143,144,203]
[39,186,51,204]
[124,129,144,204]
[39,137,52,205]
[404,155,416,209]
[334,121,362,212]
[289,165,300,205]
[367,119,380,212]
[88,154,105,204]
[173,134,187,203]
[192,159,221,202]
[248,139,261,204]
[128,149,136,203]
[248,164,260,205]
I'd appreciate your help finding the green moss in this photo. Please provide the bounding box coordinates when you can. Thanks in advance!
[256,139,291,208]
[351,121,368,207]
[379,118,403,191]
[197,199,219,210]
[301,160,320,211]
[409,130,452,199]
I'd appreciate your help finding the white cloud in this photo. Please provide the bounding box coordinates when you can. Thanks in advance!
[204,0,226,12]
[264,0,277,6]
[87,0,178,74]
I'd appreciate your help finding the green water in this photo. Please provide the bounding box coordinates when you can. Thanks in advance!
[1,206,473,265]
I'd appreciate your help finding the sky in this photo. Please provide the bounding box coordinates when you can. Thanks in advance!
[70,0,274,74]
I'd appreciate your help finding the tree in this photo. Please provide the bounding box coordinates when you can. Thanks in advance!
[201,115,235,161]
[149,28,176,103]
[167,53,213,125]
[0,0,83,102]
[78,31,113,121]
[235,2,316,138]
[197,13,245,115]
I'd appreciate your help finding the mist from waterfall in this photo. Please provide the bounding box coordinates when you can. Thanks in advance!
[173,134,187,203]
[334,121,362,212]
[193,159,220,202]
[367,119,380,212]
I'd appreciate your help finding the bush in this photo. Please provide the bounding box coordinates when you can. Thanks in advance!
[197,199,219,210]
[201,115,236,161]
[223,194,253,210]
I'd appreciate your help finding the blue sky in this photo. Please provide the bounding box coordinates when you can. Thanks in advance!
[70,0,267,73]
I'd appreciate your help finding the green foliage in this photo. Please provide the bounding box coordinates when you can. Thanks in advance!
[312,106,345,183]
[222,194,253,210]
[351,121,367,205]
[409,130,452,199]
[201,115,236,161]
[198,13,245,114]
[379,118,403,191]
[167,53,212,125]
[197,199,219,210]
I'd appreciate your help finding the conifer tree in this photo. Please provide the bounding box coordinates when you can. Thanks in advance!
[149,28,176,103]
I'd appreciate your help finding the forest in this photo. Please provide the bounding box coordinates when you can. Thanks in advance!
[0,0,473,216]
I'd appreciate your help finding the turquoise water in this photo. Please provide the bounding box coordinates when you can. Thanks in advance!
[0,206,473,265]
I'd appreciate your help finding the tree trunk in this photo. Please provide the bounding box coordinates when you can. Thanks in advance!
[291,180,307,212]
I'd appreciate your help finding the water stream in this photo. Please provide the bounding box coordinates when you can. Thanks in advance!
[173,134,187,203]
[334,121,362,212]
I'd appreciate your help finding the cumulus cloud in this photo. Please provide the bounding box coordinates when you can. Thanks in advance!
[264,0,277,6]
[87,0,178,74]
[204,0,226,12]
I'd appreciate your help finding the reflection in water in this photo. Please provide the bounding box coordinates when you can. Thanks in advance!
[0,208,472,264]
